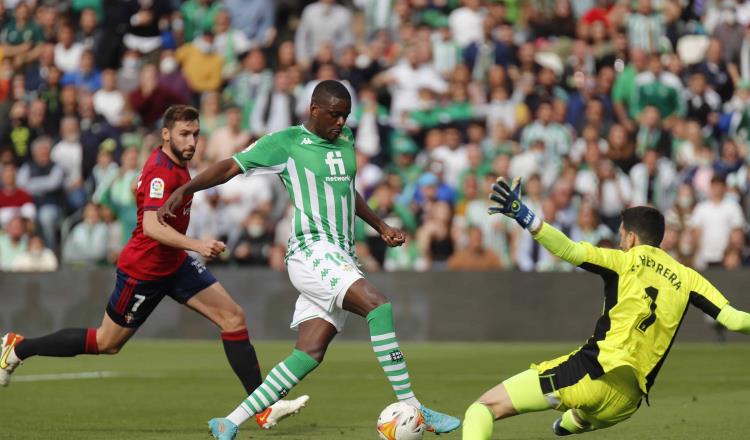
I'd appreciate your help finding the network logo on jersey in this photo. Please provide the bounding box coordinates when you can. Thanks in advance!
[325,151,350,182]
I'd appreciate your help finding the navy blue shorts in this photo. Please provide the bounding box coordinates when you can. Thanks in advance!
[106,257,217,328]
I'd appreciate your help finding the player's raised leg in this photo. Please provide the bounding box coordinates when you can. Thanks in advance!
[209,318,333,440]
[343,279,460,434]
[463,369,551,440]
[1,313,136,387]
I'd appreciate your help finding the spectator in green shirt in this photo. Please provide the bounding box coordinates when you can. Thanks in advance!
[612,47,648,132]
[630,53,685,122]
[1,3,43,68]
[179,0,222,43]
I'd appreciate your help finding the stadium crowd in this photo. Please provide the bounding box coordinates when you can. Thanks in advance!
[0,0,749,273]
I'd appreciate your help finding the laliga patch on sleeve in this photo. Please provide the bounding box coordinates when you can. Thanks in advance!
[149,178,165,199]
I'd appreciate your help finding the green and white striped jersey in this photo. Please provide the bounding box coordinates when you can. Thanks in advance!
[233,124,357,258]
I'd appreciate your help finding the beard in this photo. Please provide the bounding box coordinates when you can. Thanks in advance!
[169,139,194,162]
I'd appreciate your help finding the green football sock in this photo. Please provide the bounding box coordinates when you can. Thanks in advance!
[367,303,420,407]
[462,403,494,439]
[227,349,319,426]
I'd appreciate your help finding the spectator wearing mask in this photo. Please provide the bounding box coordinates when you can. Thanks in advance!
[232,211,274,266]
[175,31,224,95]
[690,174,746,269]
[225,49,273,129]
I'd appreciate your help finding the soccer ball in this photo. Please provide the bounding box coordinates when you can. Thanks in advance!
[376,402,426,440]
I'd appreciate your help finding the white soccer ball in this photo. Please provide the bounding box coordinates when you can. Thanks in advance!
[376,402,426,440]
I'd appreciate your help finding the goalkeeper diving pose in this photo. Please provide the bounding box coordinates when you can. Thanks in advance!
[462,177,750,439]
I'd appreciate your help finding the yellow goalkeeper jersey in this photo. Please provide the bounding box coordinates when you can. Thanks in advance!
[534,223,730,394]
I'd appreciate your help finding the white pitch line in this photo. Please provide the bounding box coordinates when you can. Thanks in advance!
[13,371,164,383]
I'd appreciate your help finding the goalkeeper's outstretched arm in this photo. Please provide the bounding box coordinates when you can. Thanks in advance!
[717,306,750,335]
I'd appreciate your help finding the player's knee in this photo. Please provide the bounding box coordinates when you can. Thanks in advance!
[97,339,124,355]
[298,344,328,363]
[220,303,247,332]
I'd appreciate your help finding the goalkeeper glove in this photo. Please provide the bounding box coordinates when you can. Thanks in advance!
[488,177,538,230]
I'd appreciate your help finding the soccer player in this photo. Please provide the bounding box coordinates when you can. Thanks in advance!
[157,80,461,440]
[462,178,750,439]
[0,105,307,429]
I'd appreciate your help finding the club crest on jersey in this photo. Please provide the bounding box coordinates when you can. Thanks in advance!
[149,178,165,199]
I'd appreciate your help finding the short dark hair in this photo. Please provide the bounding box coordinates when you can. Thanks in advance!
[163,105,199,129]
[711,173,727,185]
[621,206,665,247]
[311,80,351,105]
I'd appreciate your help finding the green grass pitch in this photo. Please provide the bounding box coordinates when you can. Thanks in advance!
[2,341,749,439]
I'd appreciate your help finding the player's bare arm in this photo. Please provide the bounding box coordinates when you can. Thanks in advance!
[142,210,225,259]
[158,158,242,224]
[354,190,405,247]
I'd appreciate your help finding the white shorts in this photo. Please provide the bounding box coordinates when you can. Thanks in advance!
[287,241,364,332]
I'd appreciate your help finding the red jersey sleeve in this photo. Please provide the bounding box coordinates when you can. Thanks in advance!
[141,164,177,212]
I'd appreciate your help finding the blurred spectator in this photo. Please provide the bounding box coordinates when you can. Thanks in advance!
[158,49,193,104]
[0,216,28,270]
[684,71,721,128]
[446,226,502,271]
[94,69,126,126]
[415,200,454,271]
[54,23,84,75]
[695,38,733,102]
[251,69,298,136]
[225,49,273,130]
[61,49,102,92]
[99,204,123,264]
[690,175,746,269]
[224,0,276,47]
[207,105,250,162]
[62,202,108,265]
[180,0,221,43]
[100,147,139,247]
[129,64,187,128]
[123,0,169,56]
[449,0,483,48]
[10,234,57,272]
[631,54,684,121]
[0,162,35,227]
[624,0,665,54]
[520,101,572,159]
[16,136,64,249]
[630,148,677,212]
[231,210,273,265]
[175,31,223,95]
[0,2,43,68]
[187,187,231,244]
[374,44,448,128]
[51,116,86,212]
[213,8,252,80]
[569,201,614,245]
[294,0,354,68]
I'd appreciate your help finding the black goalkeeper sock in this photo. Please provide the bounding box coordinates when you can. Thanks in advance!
[221,328,262,395]
[14,328,99,360]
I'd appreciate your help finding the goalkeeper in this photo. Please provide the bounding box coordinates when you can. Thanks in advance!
[462,178,750,439]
